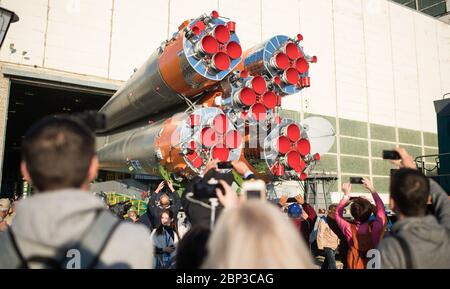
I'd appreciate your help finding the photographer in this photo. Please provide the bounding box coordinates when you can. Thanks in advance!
[336,178,386,269]
[0,115,152,269]
[180,159,249,228]
[314,204,341,269]
[378,148,450,269]
[202,181,315,269]
[278,194,317,244]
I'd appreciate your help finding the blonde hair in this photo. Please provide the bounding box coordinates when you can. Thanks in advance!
[202,200,316,269]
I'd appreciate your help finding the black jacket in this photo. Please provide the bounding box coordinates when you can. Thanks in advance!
[180,171,257,227]
[138,212,153,232]
[146,190,182,229]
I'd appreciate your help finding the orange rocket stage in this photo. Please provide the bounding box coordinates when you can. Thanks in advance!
[97,10,335,181]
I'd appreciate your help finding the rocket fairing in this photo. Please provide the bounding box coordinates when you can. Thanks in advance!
[97,10,331,181]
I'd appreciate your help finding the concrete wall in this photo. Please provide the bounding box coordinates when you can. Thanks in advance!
[0,71,10,182]
[1,0,449,194]
[1,0,449,133]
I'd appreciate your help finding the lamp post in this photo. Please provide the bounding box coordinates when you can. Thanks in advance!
[0,7,19,48]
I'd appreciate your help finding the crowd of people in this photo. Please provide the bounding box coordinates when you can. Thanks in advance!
[0,114,449,269]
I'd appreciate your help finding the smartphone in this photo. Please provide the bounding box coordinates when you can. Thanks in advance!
[382,150,401,160]
[217,161,233,169]
[349,177,364,184]
[241,180,266,200]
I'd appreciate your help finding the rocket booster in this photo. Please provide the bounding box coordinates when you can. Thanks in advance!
[99,11,243,132]
[97,11,331,181]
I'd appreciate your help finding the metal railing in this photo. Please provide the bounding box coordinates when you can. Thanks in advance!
[415,152,450,178]
[106,192,148,216]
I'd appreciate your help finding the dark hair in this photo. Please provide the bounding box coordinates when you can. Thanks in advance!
[156,209,179,239]
[21,115,95,191]
[328,204,337,211]
[175,225,210,269]
[350,197,372,222]
[390,168,429,217]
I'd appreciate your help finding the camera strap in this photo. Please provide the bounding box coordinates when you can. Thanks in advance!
[74,209,121,269]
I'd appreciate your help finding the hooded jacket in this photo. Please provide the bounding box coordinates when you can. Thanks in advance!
[0,189,153,269]
[379,180,450,269]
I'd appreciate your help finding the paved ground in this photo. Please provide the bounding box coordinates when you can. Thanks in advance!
[314,256,344,269]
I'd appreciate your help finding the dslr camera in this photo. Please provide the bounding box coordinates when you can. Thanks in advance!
[192,177,225,199]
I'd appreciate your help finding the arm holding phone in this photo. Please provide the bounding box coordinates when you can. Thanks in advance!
[361,177,386,246]
[231,161,256,180]
[168,180,182,214]
[389,147,450,229]
[336,183,352,243]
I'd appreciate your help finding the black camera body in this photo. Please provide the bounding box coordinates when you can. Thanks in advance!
[217,162,233,169]
[192,170,234,199]
[193,178,224,199]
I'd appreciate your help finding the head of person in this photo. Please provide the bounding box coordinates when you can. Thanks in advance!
[202,200,315,269]
[175,225,210,269]
[20,115,98,192]
[128,210,138,220]
[161,209,174,227]
[350,197,372,223]
[327,204,337,219]
[0,198,11,219]
[159,194,170,208]
[156,209,179,237]
[287,203,302,219]
[389,168,429,217]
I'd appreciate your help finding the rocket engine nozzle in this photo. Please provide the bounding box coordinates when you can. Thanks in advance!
[97,11,323,182]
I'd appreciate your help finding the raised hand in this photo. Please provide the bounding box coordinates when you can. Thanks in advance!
[167,180,175,192]
[216,180,240,208]
[278,195,288,207]
[204,159,220,175]
[389,147,417,170]
[294,194,305,205]
[341,183,352,197]
[361,177,376,194]
[231,160,251,176]
[155,181,165,193]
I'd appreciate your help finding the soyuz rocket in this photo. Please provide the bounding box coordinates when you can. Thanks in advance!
[96,11,335,182]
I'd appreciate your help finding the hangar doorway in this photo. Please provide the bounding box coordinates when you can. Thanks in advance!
[0,79,113,198]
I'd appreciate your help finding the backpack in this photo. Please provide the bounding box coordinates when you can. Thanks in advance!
[0,210,121,269]
[347,223,375,269]
[309,216,326,245]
